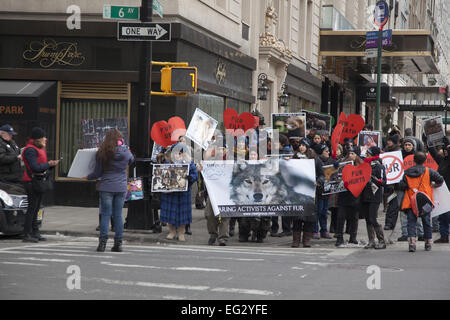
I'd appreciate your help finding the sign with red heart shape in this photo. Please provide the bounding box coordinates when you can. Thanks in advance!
[338,114,365,144]
[223,108,255,136]
[403,153,438,171]
[151,116,186,148]
[331,112,346,157]
[342,162,372,198]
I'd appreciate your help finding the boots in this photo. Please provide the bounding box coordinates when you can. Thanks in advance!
[96,237,107,252]
[302,232,312,248]
[184,224,192,235]
[177,225,186,242]
[348,234,358,245]
[425,239,432,251]
[166,224,177,240]
[291,231,301,248]
[335,235,344,247]
[364,225,376,249]
[111,239,123,252]
[374,226,386,249]
[434,236,449,243]
[408,237,416,252]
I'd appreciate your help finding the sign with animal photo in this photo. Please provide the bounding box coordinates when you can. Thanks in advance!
[151,164,189,193]
[201,159,316,218]
[357,131,382,156]
[272,112,306,145]
[185,108,218,150]
[302,110,332,135]
[322,161,353,195]
[423,116,445,147]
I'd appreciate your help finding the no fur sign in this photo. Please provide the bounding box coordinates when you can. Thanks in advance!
[380,151,404,185]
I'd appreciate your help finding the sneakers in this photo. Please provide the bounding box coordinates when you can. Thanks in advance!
[397,235,408,241]
[312,232,320,240]
[408,237,416,252]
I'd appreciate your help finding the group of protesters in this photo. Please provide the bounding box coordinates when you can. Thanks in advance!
[148,110,449,253]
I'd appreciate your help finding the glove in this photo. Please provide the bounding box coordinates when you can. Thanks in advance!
[374,178,383,186]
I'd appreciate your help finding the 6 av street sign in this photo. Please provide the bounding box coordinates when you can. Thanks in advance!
[117,22,171,41]
[103,5,139,20]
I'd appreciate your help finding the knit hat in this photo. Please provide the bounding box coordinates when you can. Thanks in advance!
[300,138,310,148]
[313,143,327,155]
[31,127,46,140]
[367,146,381,157]
[347,146,361,156]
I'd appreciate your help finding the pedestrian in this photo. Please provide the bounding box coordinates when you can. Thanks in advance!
[160,143,198,242]
[423,136,450,244]
[383,134,402,230]
[291,138,323,248]
[399,152,444,252]
[21,127,60,242]
[202,140,230,246]
[329,144,344,235]
[360,146,387,249]
[335,147,363,246]
[314,144,334,239]
[86,129,133,252]
[0,124,23,183]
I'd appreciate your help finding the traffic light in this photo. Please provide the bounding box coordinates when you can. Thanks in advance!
[161,66,197,93]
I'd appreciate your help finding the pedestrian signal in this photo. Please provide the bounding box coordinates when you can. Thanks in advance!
[161,66,197,93]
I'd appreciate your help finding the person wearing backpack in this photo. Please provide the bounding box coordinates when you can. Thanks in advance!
[399,152,444,252]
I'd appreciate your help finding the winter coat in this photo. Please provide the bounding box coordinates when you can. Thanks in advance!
[428,146,450,190]
[22,142,50,182]
[399,165,444,193]
[361,156,386,203]
[87,145,134,193]
[0,137,23,183]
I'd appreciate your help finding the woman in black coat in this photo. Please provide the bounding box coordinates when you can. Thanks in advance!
[361,146,387,249]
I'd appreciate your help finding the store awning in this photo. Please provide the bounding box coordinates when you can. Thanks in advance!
[0,81,56,120]
[320,30,439,78]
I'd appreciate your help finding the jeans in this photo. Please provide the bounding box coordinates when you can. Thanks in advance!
[438,211,450,237]
[400,211,423,237]
[314,198,329,233]
[406,209,432,240]
[99,191,126,240]
[23,182,43,236]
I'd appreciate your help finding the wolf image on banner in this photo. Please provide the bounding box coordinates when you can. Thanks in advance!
[202,158,316,218]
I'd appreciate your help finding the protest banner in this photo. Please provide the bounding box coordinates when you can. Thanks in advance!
[201,159,316,218]
[423,116,445,147]
[151,164,189,192]
[67,148,97,178]
[301,110,332,135]
[380,151,404,184]
[431,182,450,218]
[323,161,353,195]
[272,112,306,140]
[185,108,218,150]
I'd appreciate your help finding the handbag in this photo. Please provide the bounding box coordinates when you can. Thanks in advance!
[125,167,144,201]
[408,168,434,217]
[25,166,53,194]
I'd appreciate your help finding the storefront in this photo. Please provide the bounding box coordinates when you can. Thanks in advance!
[0,19,255,206]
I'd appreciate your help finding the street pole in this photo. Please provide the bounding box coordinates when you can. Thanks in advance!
[126,0,154,230]
[375,26,383,131]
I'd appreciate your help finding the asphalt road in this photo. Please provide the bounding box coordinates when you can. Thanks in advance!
[0,235,449,300]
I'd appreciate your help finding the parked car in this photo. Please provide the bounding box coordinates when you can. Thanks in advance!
[0,181,43,235]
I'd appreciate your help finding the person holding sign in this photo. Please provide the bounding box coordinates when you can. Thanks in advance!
[86,129,134,252]
[383,134,402,230]
[361,147,387,249]
[399,152,443,252]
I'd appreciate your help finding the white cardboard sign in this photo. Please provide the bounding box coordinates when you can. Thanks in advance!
[67,148,98,178]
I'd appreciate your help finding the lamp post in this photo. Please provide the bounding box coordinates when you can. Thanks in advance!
[257,73,269,101]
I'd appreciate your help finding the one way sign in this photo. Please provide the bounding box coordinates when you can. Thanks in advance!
[117,22,171,41]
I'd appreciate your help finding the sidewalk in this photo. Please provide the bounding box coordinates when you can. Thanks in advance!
[39,205,408,248]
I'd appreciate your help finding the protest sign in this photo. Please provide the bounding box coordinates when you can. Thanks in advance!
[150,116,186,148]
[201,159,316,218]
[403,154,439,171]
[323,161,353,195]
[67,148,97,178]
[380,151,404,185]
[431,182,450,218]
[358,131,382,156]
[223,108,254,136]
[272,113,306,139]
[301,110,332,135]
[342,162,372,198]
[338,114,365,144]
[423,116,445,147]
[185,108,218,150]
[151,164,189,192]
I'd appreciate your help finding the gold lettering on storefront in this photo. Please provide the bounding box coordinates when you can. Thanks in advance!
[23,39,85,68]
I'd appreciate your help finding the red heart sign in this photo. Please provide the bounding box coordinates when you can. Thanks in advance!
[403,154,438,171]
[331,112,346,157]
[223,108,255,136]
[338,114,365,144]
[151,116,186,148]
[342,162,372,198]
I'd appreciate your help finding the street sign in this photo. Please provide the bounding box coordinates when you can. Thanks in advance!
[374,1,389,27]
[365,48,378,58]
[103,5,139,20]
[366,29,392,48]
[117,22,171,41]
[153,0,163,18]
